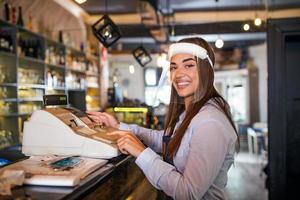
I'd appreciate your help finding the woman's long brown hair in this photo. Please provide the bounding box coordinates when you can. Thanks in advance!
[164,37,239,158]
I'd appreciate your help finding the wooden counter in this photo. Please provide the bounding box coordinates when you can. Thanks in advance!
[0,146,157,200]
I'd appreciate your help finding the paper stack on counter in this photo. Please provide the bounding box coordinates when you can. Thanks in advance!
[0,156,107,187]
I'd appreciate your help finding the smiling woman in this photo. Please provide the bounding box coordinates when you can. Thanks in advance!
[88,37,239,200]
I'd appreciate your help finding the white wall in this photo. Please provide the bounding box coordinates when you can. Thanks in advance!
[249,43,268,123]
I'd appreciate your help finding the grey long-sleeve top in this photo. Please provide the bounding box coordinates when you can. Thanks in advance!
[119,103,237,200]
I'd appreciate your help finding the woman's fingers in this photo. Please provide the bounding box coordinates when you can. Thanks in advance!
[88,115,110,126]
[86,111,102,117]
[113,133,145,157]
[118,146,129,155]
[107,130,128,136]
[87,115,100,122]
[117,139,132,155]
[87,112,119,128]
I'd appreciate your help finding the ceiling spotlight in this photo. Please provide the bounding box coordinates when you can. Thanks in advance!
[75,0,87,4]
[132,46,152,67]
[215,38,224,49]
[243,23,250,31]
[254,17,262,26]
[129,65,135,74]
[92,14,121,48]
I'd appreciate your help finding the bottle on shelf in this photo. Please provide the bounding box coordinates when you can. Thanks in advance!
[0,1,3,20]
[17,37,42,59]
[0,86,8,98]
[11,6,16,24]
[58,31,63,44]
[0,64,5,83]
[80,42,84,52]
[59,50,65,65]
[4,2,10,22]
[27,11,33,30]
[0,31,13,53]
[52,71,58,87]
[47,70,53,87]
[0,130,14,149]
[17,6,24,27]
[17,35,23,55]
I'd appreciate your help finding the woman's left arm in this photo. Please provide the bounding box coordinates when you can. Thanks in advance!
[135,119,232,199]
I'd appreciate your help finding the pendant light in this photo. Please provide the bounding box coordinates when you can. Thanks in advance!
[91,0,121,48]
[132,46,152,67]
[215,37,224,49]
[243,23,250,31]
[214,0,224,49]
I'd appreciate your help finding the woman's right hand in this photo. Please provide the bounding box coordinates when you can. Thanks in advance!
[87,111,120,129]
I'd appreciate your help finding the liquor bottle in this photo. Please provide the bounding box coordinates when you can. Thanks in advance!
[0,0,3,20]
[16,6,24,26]
[52,71,58,87]
[27,11,33,30]
[11,6,16,24]
[47,70,53,87]
[58,31,63,44]
[80,42,84,52]
[17,35,23,55]
[4,2,10,22]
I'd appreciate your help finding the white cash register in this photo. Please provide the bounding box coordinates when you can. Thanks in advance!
[22,95,121,159]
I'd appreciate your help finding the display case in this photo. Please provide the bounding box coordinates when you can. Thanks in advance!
[106,107,149,127]
[0,19,102,149]
[0,20,18,147]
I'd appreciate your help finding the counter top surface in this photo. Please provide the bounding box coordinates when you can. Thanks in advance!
[0,146,136,200]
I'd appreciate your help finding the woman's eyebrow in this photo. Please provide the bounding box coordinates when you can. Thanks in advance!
[182,58,196,63]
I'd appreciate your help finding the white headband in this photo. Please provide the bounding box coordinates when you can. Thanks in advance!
[168,42,213,67]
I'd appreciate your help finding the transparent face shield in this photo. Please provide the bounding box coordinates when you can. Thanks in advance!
[153,42,214,108]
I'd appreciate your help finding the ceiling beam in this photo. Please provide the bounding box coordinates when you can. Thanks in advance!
[85,8,300,25]
[53,1,300,26]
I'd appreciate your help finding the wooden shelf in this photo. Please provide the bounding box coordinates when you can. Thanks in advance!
[0,98,18,102]
[46,63,66,70]
[0,113,20,117]
[0,50,16,57]
[46,86,66,90]
[67,88,86,92]
[0,83,17,87]
[18,97,43,102]
[66,68,87,74]
[18,84,46,89]
[18,56,45,64]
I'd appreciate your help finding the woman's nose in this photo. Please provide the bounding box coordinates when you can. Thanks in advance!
[174,66,186,77]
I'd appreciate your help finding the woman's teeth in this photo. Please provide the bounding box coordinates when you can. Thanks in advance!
[177,82,189,88]
[178,82,189,86]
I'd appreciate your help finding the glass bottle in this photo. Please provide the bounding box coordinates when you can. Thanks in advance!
[4,2,10,22]
[27,11,33,30]
[58,31,63,44]
[11,6,16,24]
[16,6,24,26]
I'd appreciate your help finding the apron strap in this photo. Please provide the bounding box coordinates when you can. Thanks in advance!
[157,135,174,200]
